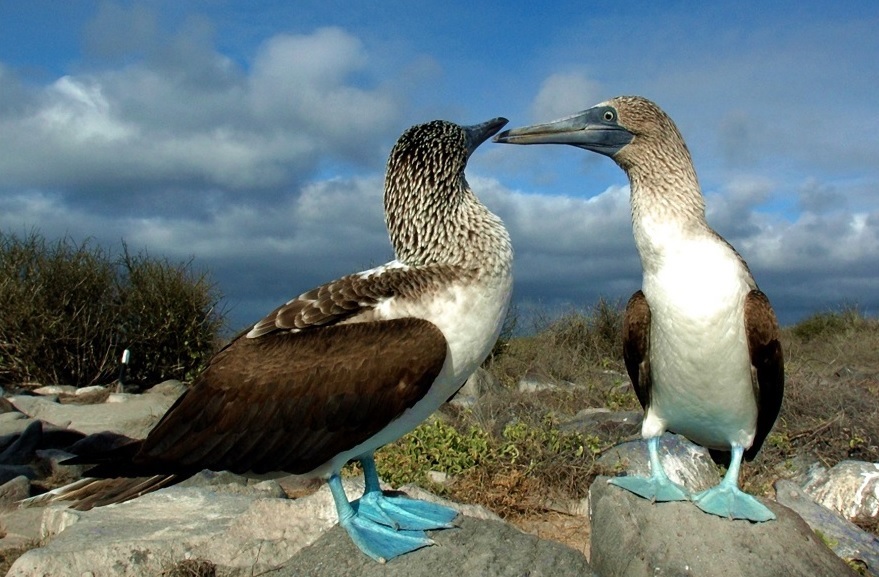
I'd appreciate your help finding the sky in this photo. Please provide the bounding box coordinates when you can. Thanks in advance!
[1,1,877,334]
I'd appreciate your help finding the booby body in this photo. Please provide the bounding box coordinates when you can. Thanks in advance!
[34,117,514,561]
[495,96,783,522]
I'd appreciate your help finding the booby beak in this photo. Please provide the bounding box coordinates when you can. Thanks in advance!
[493,106,634,157]
[464,117,509,157]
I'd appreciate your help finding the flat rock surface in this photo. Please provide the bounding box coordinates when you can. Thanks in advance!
[597,434,720,493]
[8,394,178,438]
[589,476,858,577]
[7,477,592,577]
[283,515,595,577]
[776,479,879,576]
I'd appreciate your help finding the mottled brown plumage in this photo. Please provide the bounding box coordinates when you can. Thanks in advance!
[37,117,513,524]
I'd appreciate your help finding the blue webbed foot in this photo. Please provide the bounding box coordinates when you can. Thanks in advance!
[329,473,435,563]
[609,436,689,502]
[356,453,458,531]
[692,444,775,522]
[339,512,434,563]
[355,491,458,531]
[609,473,689,502]
[693,483,775,522]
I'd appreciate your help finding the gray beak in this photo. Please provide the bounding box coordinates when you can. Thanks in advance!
[493,107,633,157]
[464,117,509,157]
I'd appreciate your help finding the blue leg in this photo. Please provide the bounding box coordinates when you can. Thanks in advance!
[354,454,458,531]
[328,473,433,563]
[692,444,775,522]
[609,436,689,502]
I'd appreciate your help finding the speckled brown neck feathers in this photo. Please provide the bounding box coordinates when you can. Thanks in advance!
[384,121,511,274]
[611,96,706,227]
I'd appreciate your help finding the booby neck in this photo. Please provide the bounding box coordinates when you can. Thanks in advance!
[607,97,708,239]
[385,119,512,276]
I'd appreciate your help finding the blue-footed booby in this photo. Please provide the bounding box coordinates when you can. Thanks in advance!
[31,117,514,561]
[494,96,783,522]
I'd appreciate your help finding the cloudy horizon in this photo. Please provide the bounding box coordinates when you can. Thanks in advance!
[1,2,877,333]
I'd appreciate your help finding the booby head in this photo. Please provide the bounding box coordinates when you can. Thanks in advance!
[385,117,509,265]
[494,96,692,173]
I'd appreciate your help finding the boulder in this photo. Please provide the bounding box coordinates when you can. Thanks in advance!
[589,476,858,577]
[597,434,719,493]
[448,368,503,407]
[144,379,187,397]
[9,393,178,438]
[73,385,107,397]
[32,386,76,397]
[8,479,594,577]
[559,408,642,438]
[0,475,31,505]
[776,479,879,576]
[283,516,595,577]
[800,460,879,522]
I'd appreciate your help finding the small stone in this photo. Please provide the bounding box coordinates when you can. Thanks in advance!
[0,474,31,504]
[74,385,107,396]
[427,470,449,485]
[33,385,77,396]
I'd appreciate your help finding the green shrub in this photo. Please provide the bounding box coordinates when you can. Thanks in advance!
[117,245,224,384]
[372,418,492,487]
[791,305,869,341]
[0,231,224,388]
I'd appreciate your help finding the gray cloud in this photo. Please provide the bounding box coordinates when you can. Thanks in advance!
[0,26,402,220]
[1,6,877,336]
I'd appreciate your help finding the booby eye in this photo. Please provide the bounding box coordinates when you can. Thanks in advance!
[603,110,616,122]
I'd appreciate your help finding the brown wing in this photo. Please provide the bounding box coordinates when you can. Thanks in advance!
[743,289,784,461]
[622,290,651,410]
[86,318,447,478]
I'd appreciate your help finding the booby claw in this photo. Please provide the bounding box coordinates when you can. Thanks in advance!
[339,513,434,563]
[329,473,436,563]
[693,443,775,522]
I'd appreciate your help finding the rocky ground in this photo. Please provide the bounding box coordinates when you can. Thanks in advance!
[0,375,877,576]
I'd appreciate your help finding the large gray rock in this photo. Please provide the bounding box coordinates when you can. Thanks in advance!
[8,478,590,577]
[283,515,595,577]
[776,479,879,576]
[448,367,503,407]
[800,460,879,522]
[589,476,858,577]
[9,393,179,438]
[559,408,642,438]
[598,434,720,493]
[10,480,347,576]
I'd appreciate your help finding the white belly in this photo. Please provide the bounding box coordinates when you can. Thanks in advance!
[639,237,757,450]
[311,270,513,477]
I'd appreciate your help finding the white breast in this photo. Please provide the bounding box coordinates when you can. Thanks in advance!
[638,229,757,450]
[310,269,514,477]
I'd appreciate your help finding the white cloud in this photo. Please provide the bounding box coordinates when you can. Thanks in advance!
[0,27,402,204]
[530,72,604,123]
